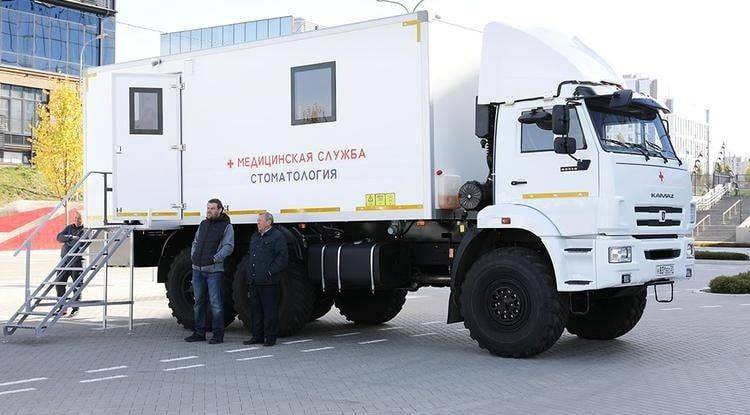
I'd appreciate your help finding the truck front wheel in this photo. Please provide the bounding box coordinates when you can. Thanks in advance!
[460,247,567,358]
[334,290,407,325]
[566,287,647,340]
[164,248,237,331]
[232,257,315,337]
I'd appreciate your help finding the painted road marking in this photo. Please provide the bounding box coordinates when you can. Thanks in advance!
[282,339,313,345]
[455,328,469,332]
[333,332,361,337]
[741,304,750,306]
[301,347,334,353]
[237,355,274,362]
[85,366,128,374]
[660,308,683,311]
[224,347,259,353]
[358,339,387,345]
[0,388,35,396]
[406,295,430,299]
[420,321,442,325]
[0,377,47,387]
[378,326,403,331]
[91,323,151,331]
[159,356,198,363]
[79,375,128,384]
[163,364,205,372]
[411,332,437,337]
[699,305,722,308]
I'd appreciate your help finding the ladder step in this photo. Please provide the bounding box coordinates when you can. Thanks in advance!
[44,281,78,286]
[66,253,87,257]
[55,267,89,271]
[31,296,62,301]
[4,325,41,330]
[19,311,51,316]
[80,238,110,242]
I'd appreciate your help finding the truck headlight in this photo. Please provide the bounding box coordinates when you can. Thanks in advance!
[690,203,696,224]
[686,243,695,259]
[609,246,632,263]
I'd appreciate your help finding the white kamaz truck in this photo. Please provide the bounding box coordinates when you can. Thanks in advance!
[80,12,694,357]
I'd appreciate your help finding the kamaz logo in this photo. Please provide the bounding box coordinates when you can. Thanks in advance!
[651,193,675,199]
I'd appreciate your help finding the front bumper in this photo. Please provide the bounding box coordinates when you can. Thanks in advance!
[548,235,695,292]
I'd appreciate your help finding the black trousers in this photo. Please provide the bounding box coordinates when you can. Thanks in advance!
[249,284,280,341]
[56,257,82,305]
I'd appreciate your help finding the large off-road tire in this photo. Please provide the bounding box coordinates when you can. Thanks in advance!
[310,290,335,321]
[566,286,647,340]
[164,248,237,331]
[232,257,315,337]
[334,290,407,325]
[460,247,567,358]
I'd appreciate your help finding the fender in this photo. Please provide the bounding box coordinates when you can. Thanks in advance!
[277,225,306,262]
[447,204,563,323]
[156,227,195,283]
[476,203,561,236]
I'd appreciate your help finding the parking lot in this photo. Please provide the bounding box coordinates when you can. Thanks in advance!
[1,251,749,414]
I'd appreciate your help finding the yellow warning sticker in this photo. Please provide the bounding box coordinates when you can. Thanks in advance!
[366,193,397,207]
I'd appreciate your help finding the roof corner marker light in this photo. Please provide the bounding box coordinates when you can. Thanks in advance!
[501,217,511,225]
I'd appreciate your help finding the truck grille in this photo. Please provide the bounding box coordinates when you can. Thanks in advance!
[635,206,682,227]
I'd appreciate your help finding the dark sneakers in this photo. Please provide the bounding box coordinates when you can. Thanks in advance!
[243,337,264,345]
[184,332,206,342]
[208,335,224,345]
[263,338,276,347]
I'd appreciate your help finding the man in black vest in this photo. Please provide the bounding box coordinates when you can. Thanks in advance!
[184,199,234,344]
[243,212,288,347]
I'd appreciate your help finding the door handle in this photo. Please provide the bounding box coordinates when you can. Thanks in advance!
[511,180,527,186]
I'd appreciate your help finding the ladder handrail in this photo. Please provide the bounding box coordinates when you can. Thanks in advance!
[13,170,112,257]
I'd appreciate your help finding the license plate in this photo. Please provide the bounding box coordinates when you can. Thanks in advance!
[656,264,674,277]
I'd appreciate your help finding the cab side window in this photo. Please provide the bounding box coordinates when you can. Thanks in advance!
[520,108,586,153]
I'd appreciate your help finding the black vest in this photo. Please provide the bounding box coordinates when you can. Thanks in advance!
[191,214,230,267]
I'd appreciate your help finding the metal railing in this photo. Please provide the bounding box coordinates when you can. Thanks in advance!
[695,184,727,211]
[722,199,743,224]
[14,171,114,312]
[693,214,710,237]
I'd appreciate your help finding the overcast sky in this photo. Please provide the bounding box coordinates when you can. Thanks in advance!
[115,0,748,162]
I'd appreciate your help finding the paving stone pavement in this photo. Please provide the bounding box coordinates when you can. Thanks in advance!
[0,251,749,414]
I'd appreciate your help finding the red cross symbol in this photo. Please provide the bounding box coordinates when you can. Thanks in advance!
[227,159,234,169]
[658,171,664,182]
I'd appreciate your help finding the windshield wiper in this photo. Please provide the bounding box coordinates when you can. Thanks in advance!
[600,138,650,161]
[643,140,669,164]
[658,134,682,166]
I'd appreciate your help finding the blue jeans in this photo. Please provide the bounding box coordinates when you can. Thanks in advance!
[192,270,224,336]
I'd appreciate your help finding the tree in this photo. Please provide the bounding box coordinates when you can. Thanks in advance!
[30,81,83,203]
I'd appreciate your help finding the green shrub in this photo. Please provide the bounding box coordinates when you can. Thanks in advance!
[696,251,750,261]
[709,272,750,294]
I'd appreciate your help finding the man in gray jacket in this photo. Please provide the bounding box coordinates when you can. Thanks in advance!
[184,199,234,344]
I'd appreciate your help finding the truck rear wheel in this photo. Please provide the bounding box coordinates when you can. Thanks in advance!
[310,290,335,321]
[460,247,567,358]
[164,248,237,331]
[232,257,315,337]
[334,290,407,325]
[566,287,647,340]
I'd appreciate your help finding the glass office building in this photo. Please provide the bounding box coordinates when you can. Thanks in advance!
[160,16,299,55]
[1,0,116,76]
[0,0,116,164]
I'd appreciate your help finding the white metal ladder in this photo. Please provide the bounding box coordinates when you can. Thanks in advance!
[3,224,135,336]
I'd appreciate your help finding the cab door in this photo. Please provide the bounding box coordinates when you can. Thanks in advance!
[498,105,599,236]
[112,73,183,220]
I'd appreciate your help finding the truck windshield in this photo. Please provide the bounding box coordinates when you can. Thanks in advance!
[586,102,677,160]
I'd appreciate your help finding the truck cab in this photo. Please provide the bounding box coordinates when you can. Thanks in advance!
[448,22,694,357]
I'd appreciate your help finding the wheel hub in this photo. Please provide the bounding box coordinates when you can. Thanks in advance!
[487,285,525,326]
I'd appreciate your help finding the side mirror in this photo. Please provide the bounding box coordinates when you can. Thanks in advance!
[551,105,569,135]
[554,136,577,155]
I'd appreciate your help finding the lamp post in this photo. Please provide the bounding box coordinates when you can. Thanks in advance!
[80,33,108,84]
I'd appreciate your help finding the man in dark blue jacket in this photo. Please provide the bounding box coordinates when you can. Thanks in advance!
[184,199,234,344]
[243,212,288,347]
[56,210,85,317]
